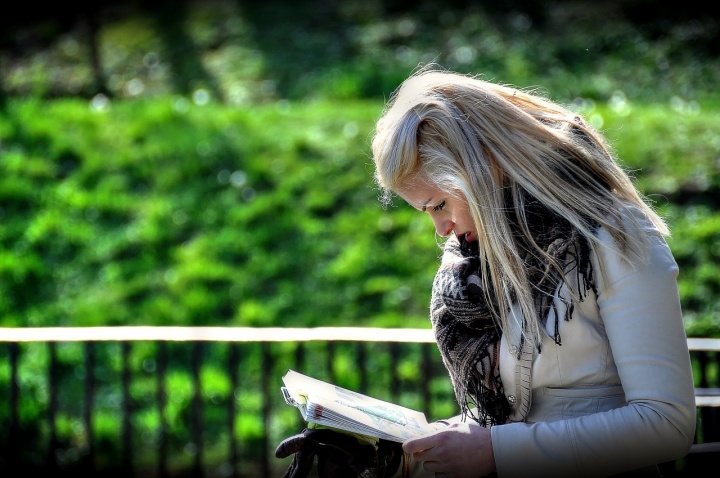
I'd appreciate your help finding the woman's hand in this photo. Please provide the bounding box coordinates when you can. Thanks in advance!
[403,421,495,478]
[275,427,403,478]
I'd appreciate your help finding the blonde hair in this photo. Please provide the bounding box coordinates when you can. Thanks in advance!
[371,65,668,344]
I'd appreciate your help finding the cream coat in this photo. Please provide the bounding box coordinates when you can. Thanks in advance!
[404,205,696,477]
[491,204,696,476]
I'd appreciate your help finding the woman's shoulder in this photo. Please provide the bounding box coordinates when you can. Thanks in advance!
[595,201,668,247]
[612,201,665,234]
[593,201,678,277]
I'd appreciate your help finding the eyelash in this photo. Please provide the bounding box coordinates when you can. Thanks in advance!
[432,201,446,212]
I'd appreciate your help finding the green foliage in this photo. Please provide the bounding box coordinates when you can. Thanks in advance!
[1,79,719,477]
[1,1,719,474]
[0,97,439,329]
[2,94,719,332]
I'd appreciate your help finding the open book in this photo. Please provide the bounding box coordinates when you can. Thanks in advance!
[280,369,439,442]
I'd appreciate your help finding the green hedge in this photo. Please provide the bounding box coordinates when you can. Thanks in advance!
[0,97,439,330]
[1,94,719,335]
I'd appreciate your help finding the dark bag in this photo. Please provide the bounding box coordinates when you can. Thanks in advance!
[275,428,403,478]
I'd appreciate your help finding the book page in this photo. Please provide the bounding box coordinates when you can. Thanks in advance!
[281,369,436,442]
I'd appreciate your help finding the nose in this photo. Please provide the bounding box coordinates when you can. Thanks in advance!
[432,216,454,237]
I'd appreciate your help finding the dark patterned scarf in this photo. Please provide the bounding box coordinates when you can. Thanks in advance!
[430,198,597,426]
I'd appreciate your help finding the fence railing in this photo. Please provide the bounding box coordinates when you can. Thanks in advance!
[0,327,718,478]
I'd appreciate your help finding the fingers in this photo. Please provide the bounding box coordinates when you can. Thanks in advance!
[277,428,388,478]
[402,434,438,455]
[275,433,309,458]
[422,460,442,473]
[276,428,352,459]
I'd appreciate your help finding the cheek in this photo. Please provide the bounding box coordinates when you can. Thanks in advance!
[454,204,474,225]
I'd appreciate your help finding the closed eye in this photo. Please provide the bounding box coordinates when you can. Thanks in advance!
[432,201,446,212]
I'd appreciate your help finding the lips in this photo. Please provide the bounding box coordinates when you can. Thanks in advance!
[457,231,480,255]
[462,231,476,243]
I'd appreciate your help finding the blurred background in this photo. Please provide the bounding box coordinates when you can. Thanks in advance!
[1,0,719,476]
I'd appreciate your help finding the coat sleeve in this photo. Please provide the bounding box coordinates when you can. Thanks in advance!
[491,214,697,477]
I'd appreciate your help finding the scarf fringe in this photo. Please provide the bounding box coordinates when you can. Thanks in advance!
[431,208,597,426]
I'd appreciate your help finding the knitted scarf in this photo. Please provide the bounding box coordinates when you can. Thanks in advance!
[430,198,597,426]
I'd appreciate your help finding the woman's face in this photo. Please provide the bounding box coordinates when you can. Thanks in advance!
[396,180,478,243]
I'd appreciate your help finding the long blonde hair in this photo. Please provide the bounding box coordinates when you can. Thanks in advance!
[371,65,668,344]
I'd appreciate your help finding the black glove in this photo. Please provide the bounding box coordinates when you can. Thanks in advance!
[275,428,403,478]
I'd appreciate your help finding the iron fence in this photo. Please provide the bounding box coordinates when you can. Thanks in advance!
[0,327,718,477]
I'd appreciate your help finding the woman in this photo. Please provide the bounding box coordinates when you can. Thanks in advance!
[276,66,696,478]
